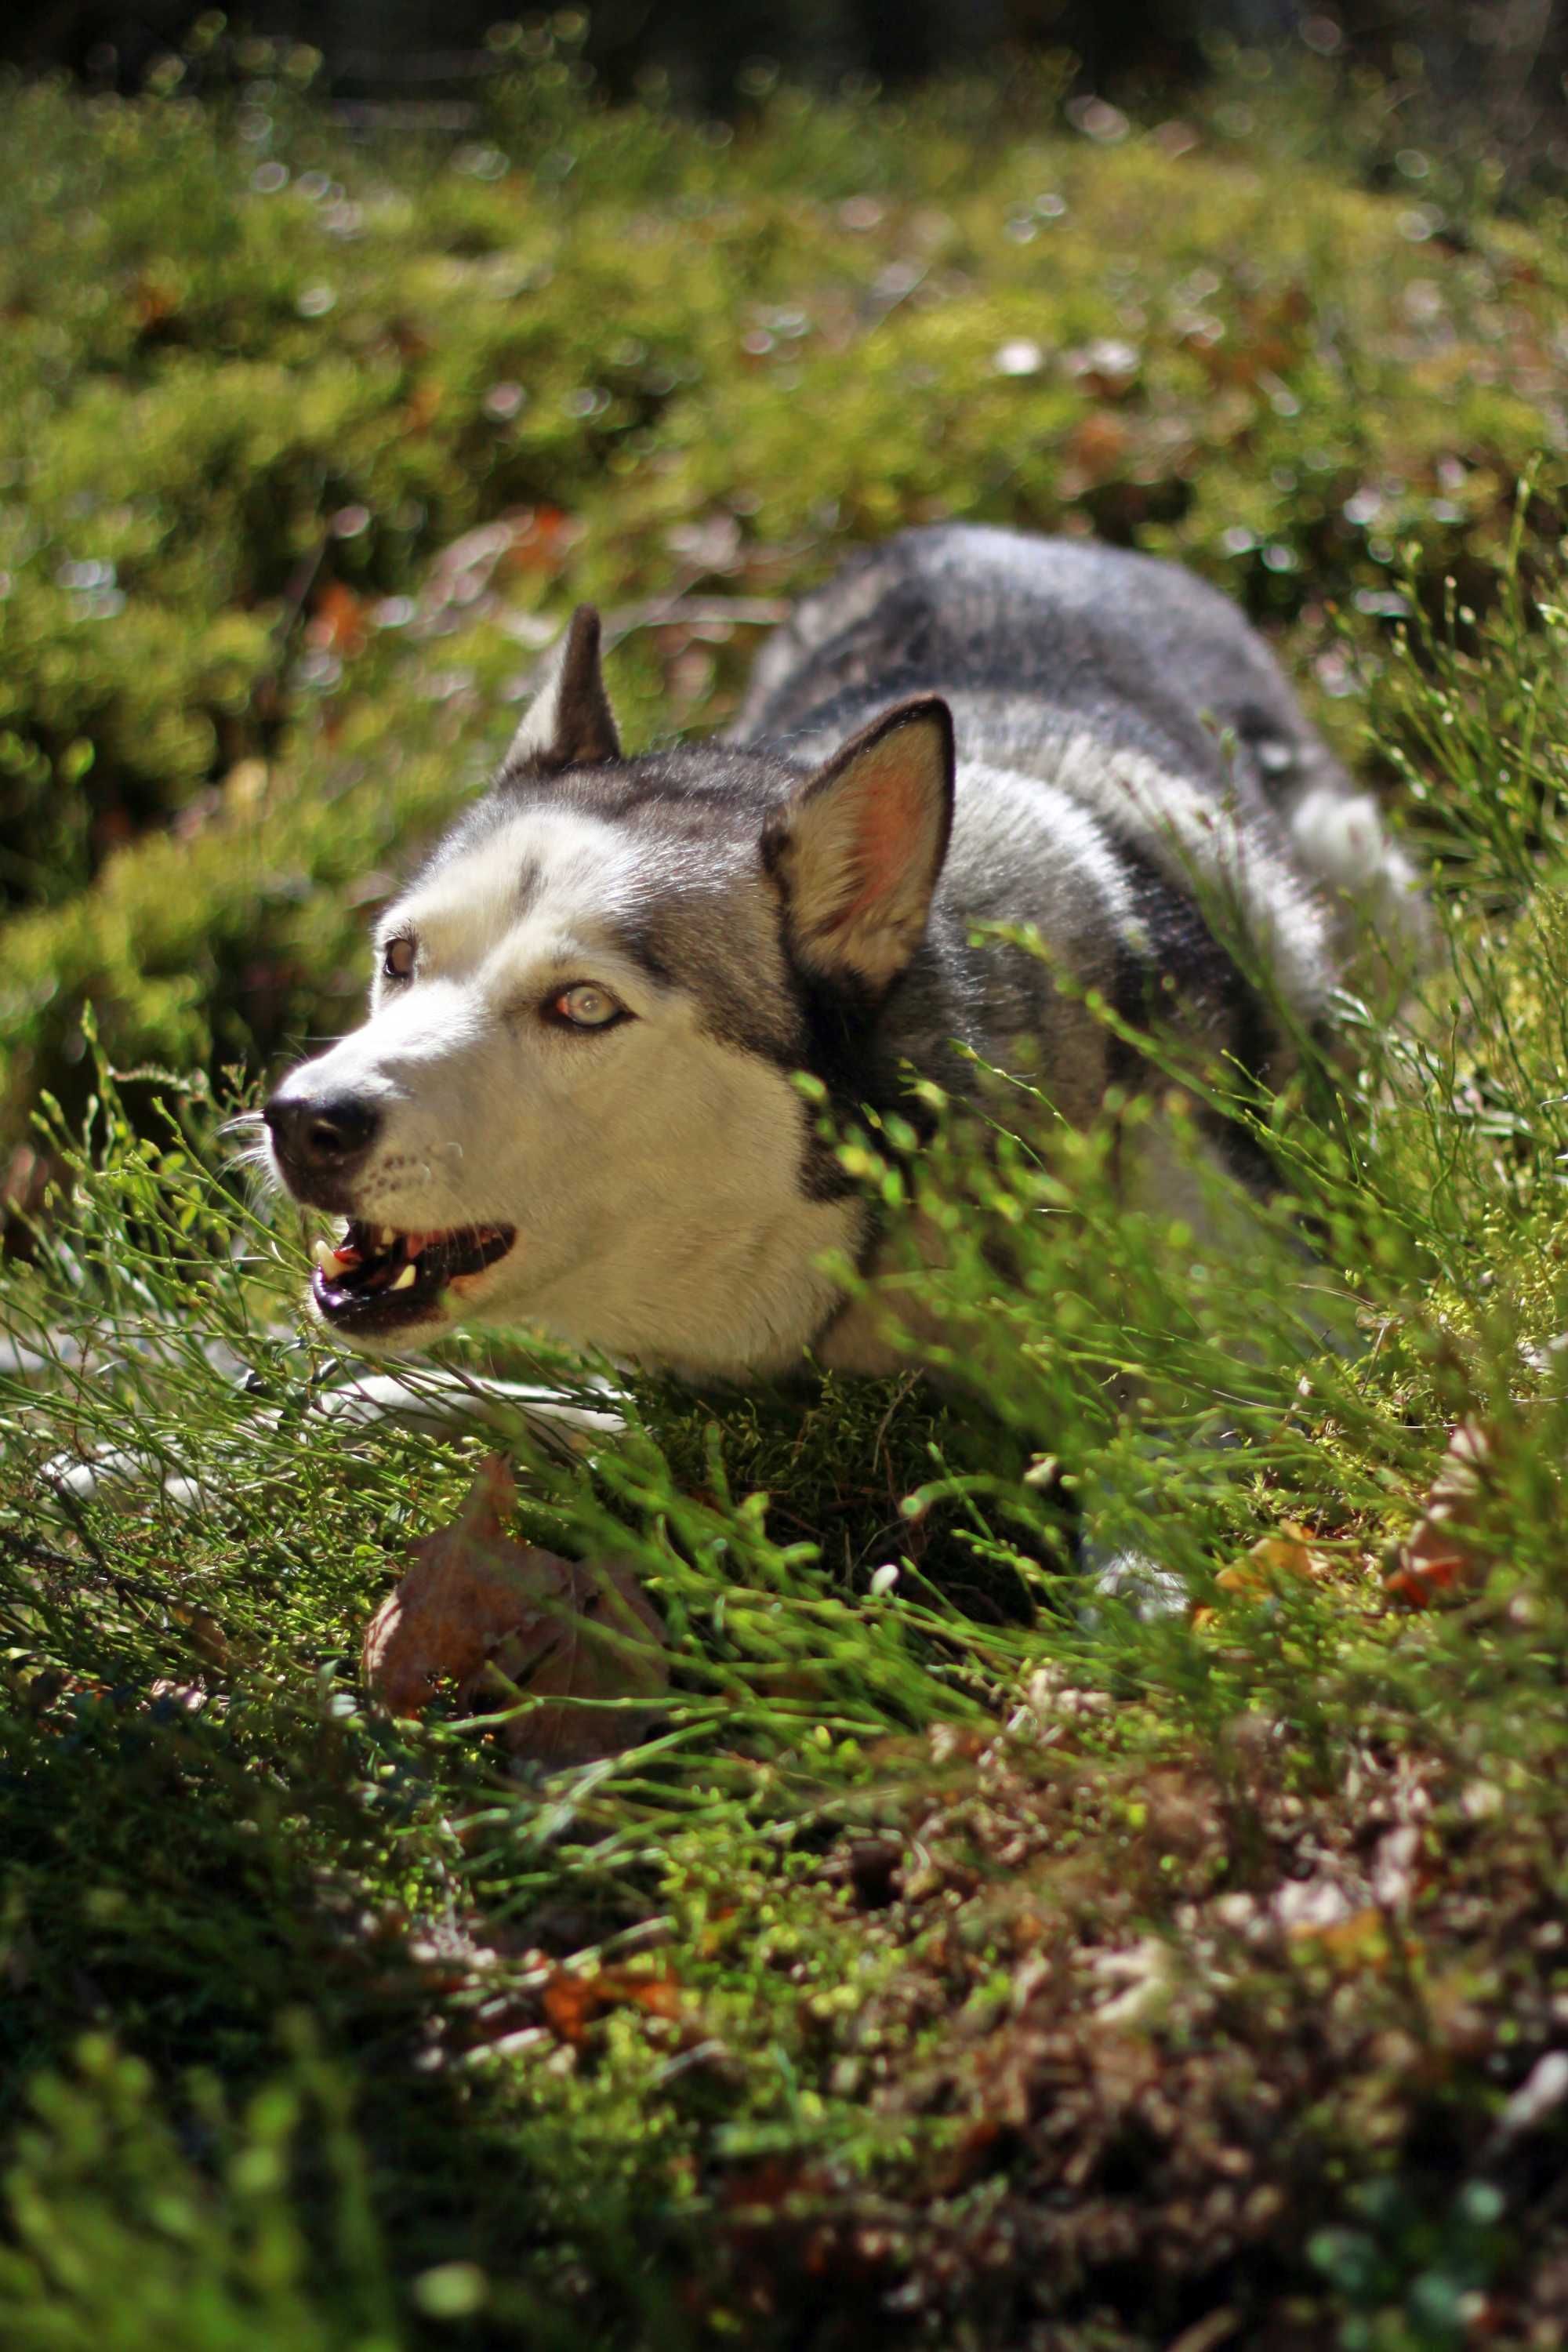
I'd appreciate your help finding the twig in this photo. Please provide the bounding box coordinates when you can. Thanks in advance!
[0,1528,84,1575]
[601,593,793,649]
[502,593,793,699]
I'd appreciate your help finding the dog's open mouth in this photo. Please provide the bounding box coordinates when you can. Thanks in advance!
[310,1220,517,1334]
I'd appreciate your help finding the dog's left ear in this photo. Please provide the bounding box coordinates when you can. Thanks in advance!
[764,696,955,989]
[503,605,621,775]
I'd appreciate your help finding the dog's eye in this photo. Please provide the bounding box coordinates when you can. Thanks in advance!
[549,982,623,1029]
[382,937,417,982]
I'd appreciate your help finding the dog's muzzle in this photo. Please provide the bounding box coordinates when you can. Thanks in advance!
[263,1088,382,1208]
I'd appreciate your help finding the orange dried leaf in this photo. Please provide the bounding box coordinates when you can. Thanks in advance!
[503,505,583,575]
[361,1456,668,1762]
[1387,1420,1497,1608]
[1065,410,1130,481]
[309,580,368,658]
[540,1965,681,2044]
[401,377,444,430]
[490,1554,669,1766]
[626,1972,683,2020]
[1218,1523,1329,1599]
[540,1970,601,2044]
[1312,1907,1395,1967]
[1253,1527,1330,1579]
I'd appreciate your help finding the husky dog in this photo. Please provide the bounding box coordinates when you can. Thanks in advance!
[263,526,1421,1388]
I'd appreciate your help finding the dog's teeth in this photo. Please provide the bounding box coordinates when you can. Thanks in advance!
[390,1262,417,1291]
[378,1226,396,1250]
[312,1239,353,1277]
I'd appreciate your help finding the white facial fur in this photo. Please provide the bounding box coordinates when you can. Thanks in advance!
[271,804,861,1377]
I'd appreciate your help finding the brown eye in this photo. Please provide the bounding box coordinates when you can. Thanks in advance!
[548,982,623,1029]
[383,936,417,981]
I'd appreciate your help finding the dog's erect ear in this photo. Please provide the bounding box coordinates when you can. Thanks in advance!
[764,697,955,989]
[503,605,621,775]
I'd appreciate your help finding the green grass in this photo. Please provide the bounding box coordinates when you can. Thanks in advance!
[4,39,1568,2352]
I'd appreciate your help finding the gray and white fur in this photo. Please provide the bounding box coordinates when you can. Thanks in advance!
[263,525,1423,1404]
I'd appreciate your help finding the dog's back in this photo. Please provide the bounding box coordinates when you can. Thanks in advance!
[731,528,1420,1161]
[735,524,1421,999]
[738,524,1327,802]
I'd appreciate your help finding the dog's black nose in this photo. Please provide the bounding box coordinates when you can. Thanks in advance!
[263,1092,380,1174]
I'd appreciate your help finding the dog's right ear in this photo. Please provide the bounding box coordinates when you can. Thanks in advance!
[764,696,955,991]
[501,605,621,777]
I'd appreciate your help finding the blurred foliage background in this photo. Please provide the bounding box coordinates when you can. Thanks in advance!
[8,0,1568,168]
[0,3,1566,1190]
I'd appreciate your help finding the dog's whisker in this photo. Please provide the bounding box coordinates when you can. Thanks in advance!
[221,1140,276,1181]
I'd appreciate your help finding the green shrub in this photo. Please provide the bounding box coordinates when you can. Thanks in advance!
[0,2039,400,2352]
[2,60,1567,1138]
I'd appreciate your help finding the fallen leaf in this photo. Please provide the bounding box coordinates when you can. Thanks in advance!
[361,1457,532,1711]
[490,1556,670,1766]
[1386,1420,1497,1607]
[1065,409,1130,481]
[541,1965,682,2045]
[169,1602,230,1667]
[361,1456,668,1762]
[1216,1521,1333,1598]
[401,376,444,431]
[502,504,583,575]
[1312,1908,1397,1969]
[309,580,368,658]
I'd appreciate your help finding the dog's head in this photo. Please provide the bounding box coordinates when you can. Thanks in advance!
[264,608,955,1377]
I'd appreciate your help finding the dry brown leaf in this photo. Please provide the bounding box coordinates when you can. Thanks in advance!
[1312,1908,1398,1969]
[502,504,583,575]
[401,376,444,431]
[308,580,368,658]
[1064,409,1130,481]
[1386,1420,1497,1607]
[1216,1521,1333,1598]
[541,1965,683,2045]
[361,1456,668,1762]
